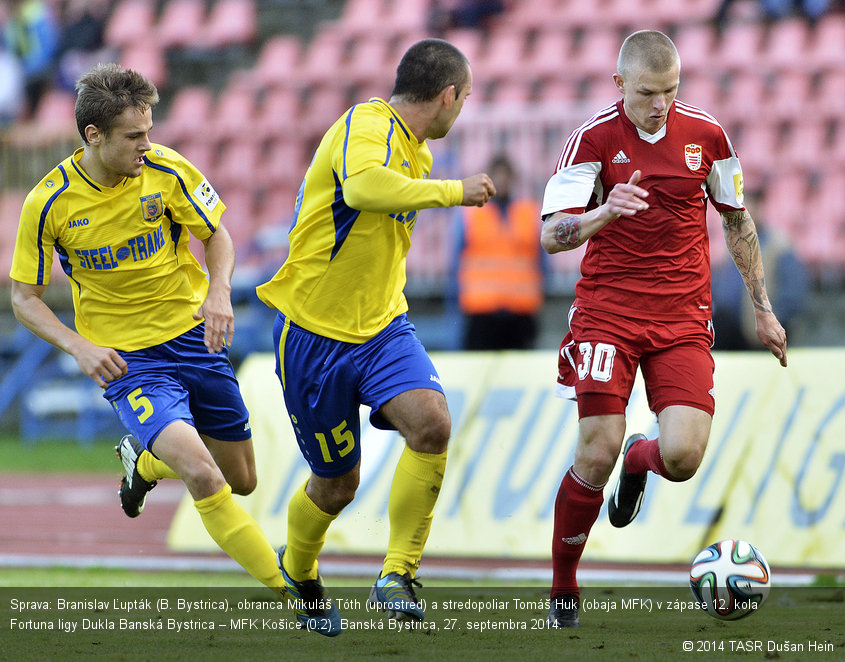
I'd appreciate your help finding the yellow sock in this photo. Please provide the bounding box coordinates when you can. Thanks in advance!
[137,451,179,481]
[194,484,285,597]
[383,448,447,579]
[284,480,337,582]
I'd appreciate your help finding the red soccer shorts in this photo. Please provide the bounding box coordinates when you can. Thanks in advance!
[557,306,715,418]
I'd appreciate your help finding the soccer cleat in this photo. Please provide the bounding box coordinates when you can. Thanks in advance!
[116,434,156,518]
[547,594,580,628]
[608,433,649,528]
[368,571,425,621]
[277,546,342,637]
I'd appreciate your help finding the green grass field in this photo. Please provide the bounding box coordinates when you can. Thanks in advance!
[1,567,843,662]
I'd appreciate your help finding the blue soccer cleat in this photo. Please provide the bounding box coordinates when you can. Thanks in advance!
[368,572,425,621]
[277,546,343,637]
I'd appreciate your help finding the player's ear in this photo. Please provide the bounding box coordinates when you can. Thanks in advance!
[612,74,625,95]
[441,84,456,109]
[85,124,101,145]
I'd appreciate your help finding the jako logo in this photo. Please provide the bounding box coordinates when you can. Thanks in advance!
[68,218,90,228]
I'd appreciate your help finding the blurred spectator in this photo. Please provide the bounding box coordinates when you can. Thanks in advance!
[711,192,810,351]
[454,154,544,350]
[428,0,505,34]
[714,0,830,30]
[56,0,113,92]
[0,7,24,127]
[1,0,60,118]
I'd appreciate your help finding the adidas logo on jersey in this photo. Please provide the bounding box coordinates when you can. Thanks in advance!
[611,150,630,164]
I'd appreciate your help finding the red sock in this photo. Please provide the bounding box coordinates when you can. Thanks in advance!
[551,467,604,600]
[623,437,683,482]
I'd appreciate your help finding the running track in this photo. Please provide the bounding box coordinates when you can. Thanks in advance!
[0,474,820,585]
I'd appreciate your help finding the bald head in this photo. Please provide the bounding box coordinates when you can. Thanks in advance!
[617,30,680,81]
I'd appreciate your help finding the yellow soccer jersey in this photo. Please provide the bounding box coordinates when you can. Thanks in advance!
[10,144,226,351]
[256,98,461,342]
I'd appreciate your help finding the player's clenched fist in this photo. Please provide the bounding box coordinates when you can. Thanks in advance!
[461,173,496,207]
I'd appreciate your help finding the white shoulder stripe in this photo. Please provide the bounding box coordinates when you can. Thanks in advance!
[556,105,619,171]
[675,102,737,156]
[675,101,720,126]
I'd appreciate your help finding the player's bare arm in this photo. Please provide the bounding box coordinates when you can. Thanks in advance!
[461,173,496,207]
[541,170,649,254]
[721,209,788,367]
[195,224,236,353]
[10,280,128,388]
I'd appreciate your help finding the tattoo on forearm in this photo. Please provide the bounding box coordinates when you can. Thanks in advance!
[723,209,773,313]
[554,217,581,248]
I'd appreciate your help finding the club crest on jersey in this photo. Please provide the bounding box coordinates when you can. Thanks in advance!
[684,144,702,171]
[140,192,164,222]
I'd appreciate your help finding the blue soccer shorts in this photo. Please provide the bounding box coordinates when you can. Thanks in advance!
[103,323,251,452]
[273,312,444,478]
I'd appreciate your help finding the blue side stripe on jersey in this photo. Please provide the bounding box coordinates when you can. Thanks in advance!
[341,105,357,180]
[37,165,71,284]
[142,156,216,234]
[374,100,411,141]
[166,208,183,258]
[54,241,81,293]
[384,119,394,166]
[70,158,102,192]
[330,171,360,261]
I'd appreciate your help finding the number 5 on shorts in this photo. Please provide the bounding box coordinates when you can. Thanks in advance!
[128,387,154,423]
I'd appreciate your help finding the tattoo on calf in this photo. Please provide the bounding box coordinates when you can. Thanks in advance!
[554,217,581,248]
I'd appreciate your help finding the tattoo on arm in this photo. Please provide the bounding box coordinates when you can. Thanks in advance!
[722,209,773,313]
[554,216,581,248]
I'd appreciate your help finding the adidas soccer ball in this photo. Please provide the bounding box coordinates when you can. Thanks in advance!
[689,539,771,620]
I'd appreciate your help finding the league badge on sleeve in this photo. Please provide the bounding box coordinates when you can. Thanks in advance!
[684,144,702,171]
[140,192,164,222]
[193,179,220,212]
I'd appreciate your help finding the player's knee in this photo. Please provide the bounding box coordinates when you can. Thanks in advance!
[662,445,704,481]
[181,457,227,499]
[229,470,257,496]
[407,414,450,454]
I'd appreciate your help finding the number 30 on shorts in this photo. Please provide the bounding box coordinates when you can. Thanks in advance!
[575,342,617,382]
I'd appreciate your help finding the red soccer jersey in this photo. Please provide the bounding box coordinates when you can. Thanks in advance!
[542,99,744,321]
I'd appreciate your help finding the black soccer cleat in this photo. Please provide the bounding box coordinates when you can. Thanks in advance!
[547,594,580,628]
[116,434,157,518]
[608,433,648,528]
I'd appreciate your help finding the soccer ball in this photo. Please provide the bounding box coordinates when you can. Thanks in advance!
[689,539,771,620]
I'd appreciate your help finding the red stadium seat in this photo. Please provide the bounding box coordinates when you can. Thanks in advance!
[569,27,620,79]
[803,13,845,71]
[340,0,387,33]
[299,26,349,87]
[712,21,765,73]
[205,0,258,49]
[760,18,810,72]
[211,78,260,141]
[158,0,207,49]
[443,28,484,66]
[383,0,429,35]
[251,35,303,88]
[678,72,721,112]
[778,121,827,169]
[105,0,156,49]
[766,70,814,121]
[253,85,302,139]
[163,86,214,142]
[32,90,77,137]
[344,35,395,88]
[473,26,528,87]
[256,137,308,189]
[672,22,717,77]
[522,28,576,84]
[120,43,167,88]
[213,140,262,190]
[816,69,845,121]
